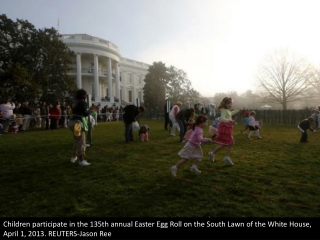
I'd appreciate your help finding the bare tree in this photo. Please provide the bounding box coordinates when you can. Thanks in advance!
[307,65,320,103]
[240,90,263,109]
[256,48,311,110]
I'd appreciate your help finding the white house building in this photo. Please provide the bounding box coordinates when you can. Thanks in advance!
[61,34,150,107]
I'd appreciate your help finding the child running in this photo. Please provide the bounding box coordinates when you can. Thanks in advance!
[171,115,213,177]
[208,97,241,166]
[247,111,262,139]
[240,111,250,133]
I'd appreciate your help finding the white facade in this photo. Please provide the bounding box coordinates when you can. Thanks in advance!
[61,34,149,107]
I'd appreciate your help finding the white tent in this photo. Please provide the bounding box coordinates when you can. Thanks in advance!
[260,104,272,109]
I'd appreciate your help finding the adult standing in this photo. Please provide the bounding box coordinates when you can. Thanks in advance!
[13,102,23,129]
[21,101,32,131]
[164,99,171,130]
[66,105,72,127]
[49,103,61,130]
[0,99,15,133]
[176,108,195,143]
[59,101,66,128]
[123,105,145,143]
[33,104,41,128]
[68,89,91,166]
[89,103,98,126]
[169,101,182,136]
[40,102,48,129]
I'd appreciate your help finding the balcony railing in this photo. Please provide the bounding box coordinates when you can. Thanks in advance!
[61,34,120,52]
[68,68,115,77]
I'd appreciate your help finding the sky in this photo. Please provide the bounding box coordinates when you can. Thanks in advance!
[2,0,320,97]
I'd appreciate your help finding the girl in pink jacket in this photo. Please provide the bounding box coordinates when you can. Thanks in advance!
[171,115,213,177]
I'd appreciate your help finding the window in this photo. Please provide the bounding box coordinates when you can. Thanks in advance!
[138,92,142,101]
[128,90,132,102]
[138,75,142,84]
[128,73,132,83]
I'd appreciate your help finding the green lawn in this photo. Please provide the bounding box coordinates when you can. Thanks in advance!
[0,120,319,217]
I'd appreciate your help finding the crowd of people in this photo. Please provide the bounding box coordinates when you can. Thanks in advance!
[0,99,124,134]
[0,100,73,133]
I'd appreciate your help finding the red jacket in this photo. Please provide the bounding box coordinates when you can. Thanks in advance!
[49,108,61,120]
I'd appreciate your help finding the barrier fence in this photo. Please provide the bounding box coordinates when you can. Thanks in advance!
[139,109,315,126]
[0,109,315,128]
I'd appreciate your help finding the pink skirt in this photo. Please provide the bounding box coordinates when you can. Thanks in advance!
[178,143,203,160]
[213,121,234,145]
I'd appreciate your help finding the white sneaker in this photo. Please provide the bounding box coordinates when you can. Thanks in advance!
[190,166,201,174]
[171,166,177,177]
[209,152,215,163]
[224,157,234,166]
[70,157,77,163]
[79,160,91,166]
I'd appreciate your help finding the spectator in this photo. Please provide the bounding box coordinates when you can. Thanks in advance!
[122,105,145,143]
[49,103,61,129]
[176,107,195,142]
[169,101,182,136]
[0,99,15,133]
[20,101,32,131]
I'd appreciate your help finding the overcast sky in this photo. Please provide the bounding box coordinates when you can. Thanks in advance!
[2,0,320,97]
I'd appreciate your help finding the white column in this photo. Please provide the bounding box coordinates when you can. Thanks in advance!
[107,57,113,103]
[94,54,100,102]
[132,73,136,102]
[76,53,82,89]
[140,75,144,101]
[115,62,120,101]
[122,71,126,102]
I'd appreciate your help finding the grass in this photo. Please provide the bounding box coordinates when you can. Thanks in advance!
[0,119,319,217]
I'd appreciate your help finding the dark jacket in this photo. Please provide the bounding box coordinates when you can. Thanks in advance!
[176,109,193,124]
[70,100,90,121]
[123,105,139,124]
[20,105,32,115]
[164,101,170,114]
[298,119,314,132]
[40,105,47,116]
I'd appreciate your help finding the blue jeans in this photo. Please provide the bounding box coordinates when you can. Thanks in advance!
[124,122,133,143]
[177,119,186,142]
[300,131,308,142]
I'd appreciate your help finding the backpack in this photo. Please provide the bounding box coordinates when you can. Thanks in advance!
[74,122,82,137]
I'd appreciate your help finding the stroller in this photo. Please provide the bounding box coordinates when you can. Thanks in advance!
[9,119,19,134]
